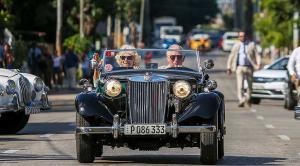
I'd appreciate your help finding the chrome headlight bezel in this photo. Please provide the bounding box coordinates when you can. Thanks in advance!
[6,80,16,95]
[173,80,191,99]
[34,77,44,92]
[104,79,122,97]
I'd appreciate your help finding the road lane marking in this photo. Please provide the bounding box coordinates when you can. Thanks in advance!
[40,134,54,138]
[2,150,19,154]
[277,135,290,141]
[265,124,274,129]
[251,109,257,113]
[256,115,264,120]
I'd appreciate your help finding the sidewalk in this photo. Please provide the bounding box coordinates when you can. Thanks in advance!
[48,87,82,95]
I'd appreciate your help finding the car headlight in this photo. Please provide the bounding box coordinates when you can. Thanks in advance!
[34,77,44,92]
[6,80,16,95]
[104,79,122,97]
[173,80,191,98]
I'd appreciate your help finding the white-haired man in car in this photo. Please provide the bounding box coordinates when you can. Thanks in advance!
[160,44,185,69]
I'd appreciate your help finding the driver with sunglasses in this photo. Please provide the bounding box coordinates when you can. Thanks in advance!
[160,44,185,69]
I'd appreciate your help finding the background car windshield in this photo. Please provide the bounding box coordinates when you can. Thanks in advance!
[102,49,200,72]
[268,57,289,70]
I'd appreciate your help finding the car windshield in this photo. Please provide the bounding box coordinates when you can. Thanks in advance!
[268,57,289,70]
[101,49,201,73]
[163,29,182,35]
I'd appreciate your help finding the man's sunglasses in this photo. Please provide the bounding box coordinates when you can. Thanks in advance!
[120,56,133,60]
[169,55,183,61]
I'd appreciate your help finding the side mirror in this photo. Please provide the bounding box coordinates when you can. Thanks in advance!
[283,64,287,70]
[263,65,270,69]
[204,59,214,69]
[79,78,89,86]
[79,78,93,91]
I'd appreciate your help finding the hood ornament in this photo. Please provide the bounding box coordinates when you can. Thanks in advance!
[144,72,152,81]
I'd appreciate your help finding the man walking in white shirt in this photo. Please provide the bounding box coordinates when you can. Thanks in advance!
[287,47,300,95]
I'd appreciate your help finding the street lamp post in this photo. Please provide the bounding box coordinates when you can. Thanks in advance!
[139,0,145,43]
[56,0,63,55]
[80,0,84,38]
[293,11,299,49]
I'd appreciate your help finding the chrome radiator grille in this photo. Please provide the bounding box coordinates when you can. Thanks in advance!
[128,79,168,124]
[19,76,32,104]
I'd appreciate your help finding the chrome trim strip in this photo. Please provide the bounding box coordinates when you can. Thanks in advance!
[19,76,32,104]
[251,94,284,99]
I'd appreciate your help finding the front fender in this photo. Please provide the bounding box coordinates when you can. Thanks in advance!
[178,92,222,123]
[75,91,113,124]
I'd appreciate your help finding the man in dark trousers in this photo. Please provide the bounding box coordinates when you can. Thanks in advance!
[64,47,79,89]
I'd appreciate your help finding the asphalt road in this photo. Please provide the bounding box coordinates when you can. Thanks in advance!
[1,49,300,165]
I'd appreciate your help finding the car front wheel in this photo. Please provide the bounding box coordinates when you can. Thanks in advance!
[250,98,261,105]
[200,113,218,165]
[284,87,298,110]
[76,113,96,163]
[0,110,30,134]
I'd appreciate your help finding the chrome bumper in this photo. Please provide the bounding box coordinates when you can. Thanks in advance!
[31,93,50,110]
[76,114,216,139]
[251,89,285,99]
[24,93,50,114]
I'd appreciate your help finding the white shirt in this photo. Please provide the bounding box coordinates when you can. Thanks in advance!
[238,42,251,66]
[288,47,300,78]
[53,56,62,68]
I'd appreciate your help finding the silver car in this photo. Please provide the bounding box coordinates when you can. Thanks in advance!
[0,68,49,134]
[250,57,298,110]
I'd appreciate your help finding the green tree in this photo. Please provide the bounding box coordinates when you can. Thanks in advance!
[0,0,14,35]
[115,0,141,24]
[254,0,300,48]
[63,34,92,54]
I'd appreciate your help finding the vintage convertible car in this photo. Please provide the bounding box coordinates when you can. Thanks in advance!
[0,68,49,134]
[75,49,226,164]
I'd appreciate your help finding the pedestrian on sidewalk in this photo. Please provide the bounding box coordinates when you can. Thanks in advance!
[0,39,5,68]
[227,31,261,107]
[64,47,79,89]
[52,51,64,90]
[3,43,14,69]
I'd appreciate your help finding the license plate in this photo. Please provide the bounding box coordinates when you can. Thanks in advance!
[124,124,166,135]
[25,106,41,115]
[253,83,264,89]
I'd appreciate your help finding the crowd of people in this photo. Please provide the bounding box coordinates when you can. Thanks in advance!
[0,38,93,91]
[26,43,93,90]
[0,39,15,69]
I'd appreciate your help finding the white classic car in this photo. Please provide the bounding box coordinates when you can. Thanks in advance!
[0,68,49,134]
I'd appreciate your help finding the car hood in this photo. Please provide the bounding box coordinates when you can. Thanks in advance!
[254,69,287,78]
[21,73,37,83]
[0,68,18,78]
